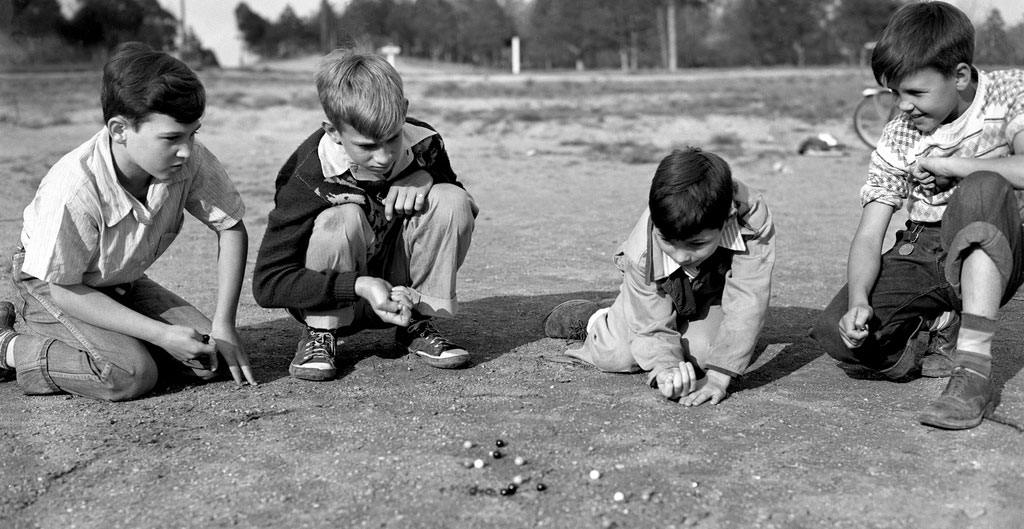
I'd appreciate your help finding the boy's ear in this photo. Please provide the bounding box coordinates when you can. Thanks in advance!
[107,116,130,144]
[402,98,410,115]
[953,62,973,90]
[321,120,343,144]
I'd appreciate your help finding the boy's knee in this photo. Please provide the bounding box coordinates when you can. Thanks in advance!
[104,354,159,402]
[953,171,1013,211]
[592,354,641,373]
[427,184,475,225]
[314,204,368,236]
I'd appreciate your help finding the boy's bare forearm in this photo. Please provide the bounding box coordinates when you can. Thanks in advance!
[846,202,894,308]
[213,221,248,327]
[50,283,166,343]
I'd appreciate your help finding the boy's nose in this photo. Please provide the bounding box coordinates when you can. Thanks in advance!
[177,143,192,158]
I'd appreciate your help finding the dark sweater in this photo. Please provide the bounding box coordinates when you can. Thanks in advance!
[252,118,459,311]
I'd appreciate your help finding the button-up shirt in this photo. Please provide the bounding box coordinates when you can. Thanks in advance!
[20,128,245,287]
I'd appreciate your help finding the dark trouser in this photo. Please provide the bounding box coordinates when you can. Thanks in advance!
[811,172,1024,373]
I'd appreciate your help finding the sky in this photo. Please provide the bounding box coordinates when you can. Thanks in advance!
[157,0,1024,68]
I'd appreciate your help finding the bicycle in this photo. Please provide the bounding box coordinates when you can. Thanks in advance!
[853,86,898,148]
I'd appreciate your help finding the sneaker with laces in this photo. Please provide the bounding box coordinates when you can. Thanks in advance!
[290,327,338,381]
[918,366,994,430]
[920,313,959,378]
[543,300,601,340]
[0,301,18,380]
[396,319,469,369]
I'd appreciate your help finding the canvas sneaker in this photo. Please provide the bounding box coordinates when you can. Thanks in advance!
[0,301,18,380]
[918,366,994,430]
[396,319,469,369]
[543,300,601,340]
[289,327,339,381]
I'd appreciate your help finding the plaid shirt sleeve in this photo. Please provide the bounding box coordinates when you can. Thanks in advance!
[860,118,918,209]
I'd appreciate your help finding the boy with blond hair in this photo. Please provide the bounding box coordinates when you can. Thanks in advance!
[252,50,476,380]
[812,1,1024,429]
[0,42,255,400]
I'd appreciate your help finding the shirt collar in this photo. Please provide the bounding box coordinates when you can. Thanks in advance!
[90,128,190,227]
[652,213,746,281]
[91,128,136,227]
[317,123,436,181]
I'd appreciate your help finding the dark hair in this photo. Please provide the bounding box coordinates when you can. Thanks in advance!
[648,148,734,242]
[871,1,974,86]
[101,42,205,125]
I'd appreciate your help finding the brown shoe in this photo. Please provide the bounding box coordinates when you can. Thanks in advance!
[920,313,959,378]
[543,300,601,340]
[918,366,994,430]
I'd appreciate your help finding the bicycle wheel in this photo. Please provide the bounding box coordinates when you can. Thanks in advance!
[853,90,897,149]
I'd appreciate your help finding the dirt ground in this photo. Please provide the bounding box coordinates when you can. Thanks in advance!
[1,64,1023,529]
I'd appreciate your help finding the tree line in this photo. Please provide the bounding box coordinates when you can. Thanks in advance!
[2,0,217,67]
[4,0,1024,69]
[237,0,1024,69]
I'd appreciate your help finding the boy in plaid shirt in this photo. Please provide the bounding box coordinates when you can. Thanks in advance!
[812,1,1024,429]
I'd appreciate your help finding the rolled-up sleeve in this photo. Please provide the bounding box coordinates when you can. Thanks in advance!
[185,144,246,231]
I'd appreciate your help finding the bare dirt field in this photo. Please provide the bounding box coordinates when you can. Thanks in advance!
[2,63,1023,529]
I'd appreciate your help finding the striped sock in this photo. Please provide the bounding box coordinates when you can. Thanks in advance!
[955,312,997,378]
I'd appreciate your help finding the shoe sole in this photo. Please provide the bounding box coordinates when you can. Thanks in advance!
[289,365,337,381]
[411,349,470,369]
[918,400,996,430]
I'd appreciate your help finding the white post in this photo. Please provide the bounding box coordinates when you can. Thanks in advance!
[511,36,520,75]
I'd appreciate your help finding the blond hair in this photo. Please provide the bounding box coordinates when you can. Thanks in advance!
[316,49,406,138]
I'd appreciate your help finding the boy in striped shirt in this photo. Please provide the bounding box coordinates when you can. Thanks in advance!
[544,148,775,405]
[0,43,255,400]
[812,2,1024,429]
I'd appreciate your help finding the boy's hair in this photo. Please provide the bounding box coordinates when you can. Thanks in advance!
[101,42,205,125]
[871,1,974,86]
[649,148,734,241]
[316,49,406,139]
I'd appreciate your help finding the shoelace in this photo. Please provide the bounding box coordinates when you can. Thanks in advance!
[409,320,456,350]
[300,331,335,362]
[566,320,588,341]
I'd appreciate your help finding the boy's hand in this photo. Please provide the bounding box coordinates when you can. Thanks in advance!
[680,371,730,407]
[916,158,960,192]
[838,304,872,349]
[210,323,257,386]
[356,276,412,327]
[385,170,433,221]
[160,325,217,367]
[655,361,697,400]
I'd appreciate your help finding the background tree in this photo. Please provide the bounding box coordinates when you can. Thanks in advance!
[830,0,904,65]
[975,8,1016,66]
[235,1,270,56]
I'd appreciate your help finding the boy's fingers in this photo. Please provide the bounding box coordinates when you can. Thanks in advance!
[241,365,258,385]
[383,188,399,220]
[414,192,426,212]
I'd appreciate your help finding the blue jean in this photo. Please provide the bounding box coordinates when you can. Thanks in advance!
[812,172,1024,373]
[8,250,216,401]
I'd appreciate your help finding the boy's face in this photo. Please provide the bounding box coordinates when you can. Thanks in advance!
[653,226,722,269]
[324,121,404,178]
[109,112,201,181]
[887,64,972,134]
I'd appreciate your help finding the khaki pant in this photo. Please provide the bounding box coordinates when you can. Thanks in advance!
[298,183,476,332]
